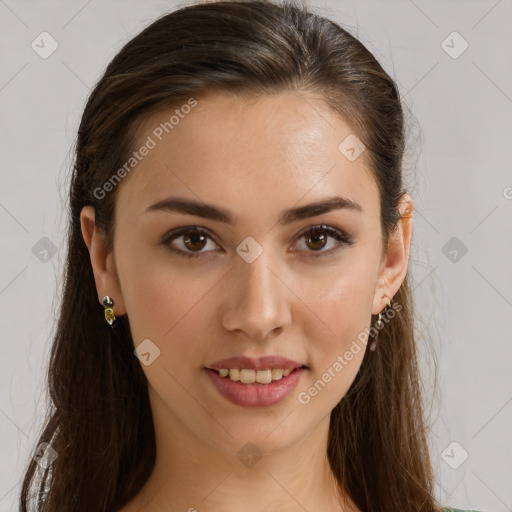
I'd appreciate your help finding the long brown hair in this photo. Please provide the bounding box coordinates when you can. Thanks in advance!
[20,1,441,510]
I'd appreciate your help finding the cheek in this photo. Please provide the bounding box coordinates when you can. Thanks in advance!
[118,255,216,406]
[295,264,375,397]
[118,248,222,360]
[302,266,375,343]
[298,293,370,411]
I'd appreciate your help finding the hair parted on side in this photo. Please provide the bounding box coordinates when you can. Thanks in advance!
[20,1,440,511]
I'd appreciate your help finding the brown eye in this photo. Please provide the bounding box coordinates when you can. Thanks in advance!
[304,227,329,251]
[182,231,208,252]
[162,227,219,258]
[293,224,354,257]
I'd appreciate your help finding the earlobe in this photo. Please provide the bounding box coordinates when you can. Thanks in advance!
[80,206,127,316]
[371,193,414,315]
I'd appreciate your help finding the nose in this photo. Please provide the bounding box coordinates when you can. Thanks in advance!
[220,251,292,341]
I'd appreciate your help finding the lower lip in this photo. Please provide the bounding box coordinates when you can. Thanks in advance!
[204,368,306,407]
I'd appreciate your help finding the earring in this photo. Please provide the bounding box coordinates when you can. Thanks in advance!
[102,295,117,328]
[369,297,392,351]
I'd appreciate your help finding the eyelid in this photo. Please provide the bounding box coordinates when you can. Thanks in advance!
[161,225,219,246]
[295,224,352,242]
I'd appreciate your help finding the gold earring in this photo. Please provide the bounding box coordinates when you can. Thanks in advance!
[369,297,392,351]
[102,295,117,328]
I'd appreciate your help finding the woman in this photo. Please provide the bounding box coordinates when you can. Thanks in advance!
[19,1,481,511]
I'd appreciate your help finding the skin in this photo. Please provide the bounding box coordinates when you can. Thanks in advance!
[81,90,413,512]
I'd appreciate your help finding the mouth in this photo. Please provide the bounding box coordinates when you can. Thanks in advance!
[204,365,307,407]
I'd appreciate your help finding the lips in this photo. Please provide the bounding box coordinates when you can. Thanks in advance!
[205,366,306,407]
[205,355,307,371]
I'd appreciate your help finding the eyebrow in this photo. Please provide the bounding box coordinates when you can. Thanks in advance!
[145,195,363,225]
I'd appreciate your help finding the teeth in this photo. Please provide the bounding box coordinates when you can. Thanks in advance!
[216,368,297,383]
[272,369,283,380]
[240,369,257,383]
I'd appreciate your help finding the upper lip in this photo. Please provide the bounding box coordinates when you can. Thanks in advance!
[206,355,307,371]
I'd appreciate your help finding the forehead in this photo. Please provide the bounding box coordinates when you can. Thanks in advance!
[115,90,379,224]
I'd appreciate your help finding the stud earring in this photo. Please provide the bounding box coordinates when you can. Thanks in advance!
[102,295,117,328]
[369,297,392,351]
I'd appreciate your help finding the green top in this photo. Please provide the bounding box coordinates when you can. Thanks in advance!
[442,508,482,512]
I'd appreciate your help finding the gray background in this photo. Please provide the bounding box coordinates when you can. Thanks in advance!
[1,0,511,510]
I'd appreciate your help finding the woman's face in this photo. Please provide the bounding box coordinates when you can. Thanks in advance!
[82,90,412,457]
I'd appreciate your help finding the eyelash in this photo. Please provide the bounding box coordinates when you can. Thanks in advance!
[160,224,354,259]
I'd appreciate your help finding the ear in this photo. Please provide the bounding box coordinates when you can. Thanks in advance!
[80,206,127,316]
[371,193,414,315]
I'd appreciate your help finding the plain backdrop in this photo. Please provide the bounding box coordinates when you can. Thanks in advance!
[1,0,511,510]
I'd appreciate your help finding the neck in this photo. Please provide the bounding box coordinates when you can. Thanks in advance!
[119,392,357,512]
